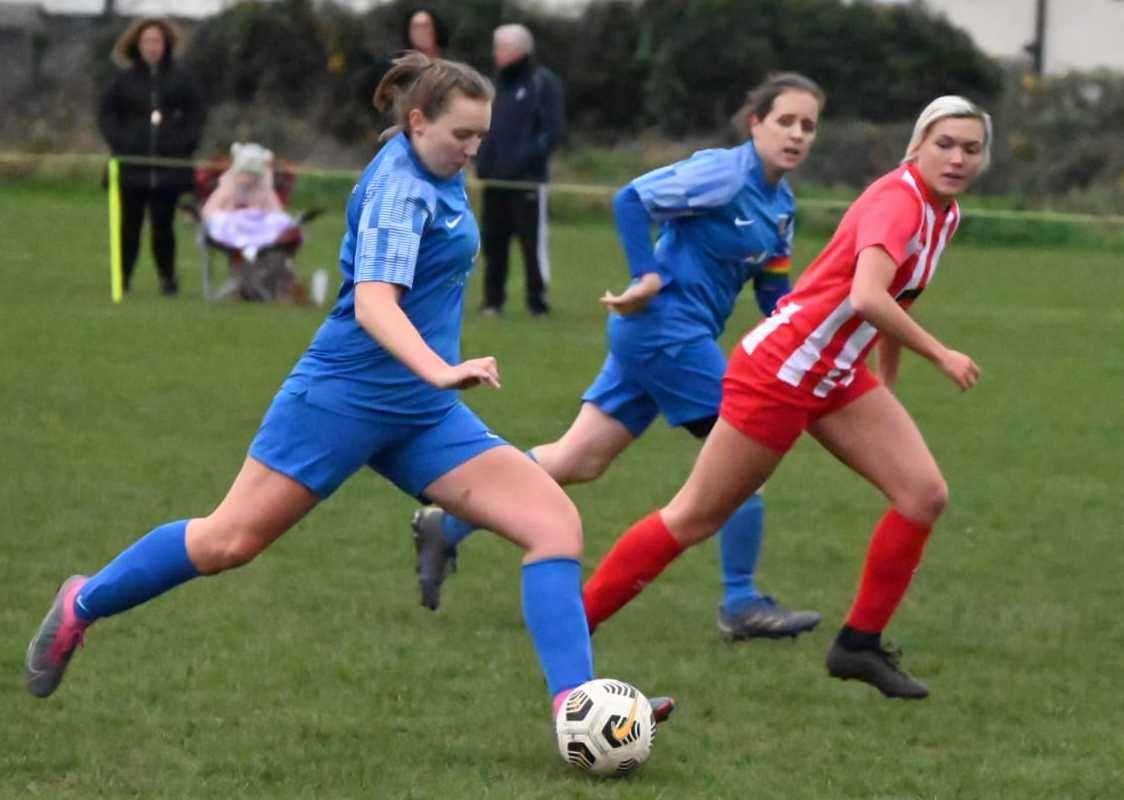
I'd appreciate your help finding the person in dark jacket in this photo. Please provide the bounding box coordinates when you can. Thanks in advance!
[400,6,448,58]
[354,7,450,133]
[474,24,564,317]
[97,17,206,295]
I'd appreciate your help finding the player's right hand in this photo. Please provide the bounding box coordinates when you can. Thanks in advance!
[434,357,501,391]
[936,348,980,391]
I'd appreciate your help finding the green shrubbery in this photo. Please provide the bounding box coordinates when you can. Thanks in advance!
[176,0,1001,143]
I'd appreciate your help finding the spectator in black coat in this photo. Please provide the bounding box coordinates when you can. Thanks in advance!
[98,17,206,295]
[400,6,449,59]
[474,23,565,317]
[354,7,450,133]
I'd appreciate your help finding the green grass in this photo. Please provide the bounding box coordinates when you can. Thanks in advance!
[2,179,1122,799]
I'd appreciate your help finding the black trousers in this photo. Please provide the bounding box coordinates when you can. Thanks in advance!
[120,183,183,288]
[480,186,550,313]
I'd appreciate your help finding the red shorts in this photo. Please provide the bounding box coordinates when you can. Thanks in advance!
[720,344,882,454]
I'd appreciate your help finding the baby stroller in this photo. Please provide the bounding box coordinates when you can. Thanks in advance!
[182,143,325,303]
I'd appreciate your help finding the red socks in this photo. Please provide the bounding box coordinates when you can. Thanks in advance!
[846,508,932,633]
[584,507,931,637]
[583,511,685,633]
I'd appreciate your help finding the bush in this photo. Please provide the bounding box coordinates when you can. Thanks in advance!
[992,67,1124,203]
[185,0,327,113]
[609,0,1003,134]
[178,0,1004,145]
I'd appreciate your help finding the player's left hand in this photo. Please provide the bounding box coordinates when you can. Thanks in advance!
[600,273,663,315]
[936,348,980,391]
[436,357,501,391]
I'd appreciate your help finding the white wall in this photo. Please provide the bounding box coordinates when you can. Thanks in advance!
[870,0,1124,74]
[1041,0,1124,73]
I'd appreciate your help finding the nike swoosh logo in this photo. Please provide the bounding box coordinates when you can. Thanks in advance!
[734,217,755,227]
[444,215,464,229]
[610,696,640,741]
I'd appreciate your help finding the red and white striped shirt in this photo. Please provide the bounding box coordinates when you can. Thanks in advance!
[741,163,959,398]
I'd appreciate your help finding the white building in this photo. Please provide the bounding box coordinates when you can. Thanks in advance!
[857,0,1124,74]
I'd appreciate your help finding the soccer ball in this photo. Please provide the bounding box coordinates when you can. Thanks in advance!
[555,678,655,777]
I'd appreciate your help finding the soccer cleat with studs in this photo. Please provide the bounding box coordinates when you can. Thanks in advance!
[25,575,91,698]
[411,506,458,611]
[825,639,930,699]
[649,695,676,724]
[717,595,821,641]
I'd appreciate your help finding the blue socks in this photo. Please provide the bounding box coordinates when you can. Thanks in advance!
[441,449,540,548]
[521,557,593,697]
[74,520,200,622]
[72,519,596,700]
[718,494,765,615]
[440,509,476,548]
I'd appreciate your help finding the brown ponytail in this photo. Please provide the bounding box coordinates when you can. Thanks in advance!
[374,51,494,142]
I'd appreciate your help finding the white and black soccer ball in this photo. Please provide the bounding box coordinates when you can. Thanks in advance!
[555,678,655,777]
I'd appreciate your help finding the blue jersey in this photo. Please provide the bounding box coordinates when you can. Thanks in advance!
[283,133,479,423]
[611,140,796,353]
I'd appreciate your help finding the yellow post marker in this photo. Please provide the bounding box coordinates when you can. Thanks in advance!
[108,157,123,302]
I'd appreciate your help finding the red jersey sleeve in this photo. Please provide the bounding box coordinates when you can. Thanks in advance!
[853,185,923,267]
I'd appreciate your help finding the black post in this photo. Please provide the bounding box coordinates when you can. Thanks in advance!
[1030,0,1047,74]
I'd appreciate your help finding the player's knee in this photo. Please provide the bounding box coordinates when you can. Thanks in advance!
[565,450,614,484]
[191,521,269,573]
[219,531,268,570]
[552,502,585,556]
[544,439,611,485]
[902,476,949,525]
[526,501,584,559]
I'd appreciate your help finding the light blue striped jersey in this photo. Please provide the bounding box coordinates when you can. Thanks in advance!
[611,140,796,353]
[283,133,479,422]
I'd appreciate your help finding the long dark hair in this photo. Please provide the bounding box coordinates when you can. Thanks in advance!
[374,51,493,142]
[732,72,826,138]
[400,7,450,52]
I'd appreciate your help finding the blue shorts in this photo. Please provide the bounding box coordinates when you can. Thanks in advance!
[580,338,726,437]
[248,389,507,499]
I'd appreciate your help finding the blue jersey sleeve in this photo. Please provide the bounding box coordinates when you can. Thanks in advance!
[630,148,743,221]
[613,185,669,282]
[354,175,433,288]
[753,272,790,316]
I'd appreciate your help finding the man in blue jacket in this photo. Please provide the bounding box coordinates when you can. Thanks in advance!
[474,24,565,317]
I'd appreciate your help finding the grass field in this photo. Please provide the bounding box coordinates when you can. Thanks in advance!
[2,178,1122,799]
